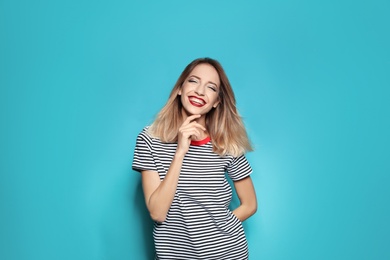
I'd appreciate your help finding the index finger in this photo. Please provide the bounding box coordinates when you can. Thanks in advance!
[184,114,201,124]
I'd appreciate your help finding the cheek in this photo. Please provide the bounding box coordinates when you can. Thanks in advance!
[180,93,186,104]
[179,84,190,95]
[212,94,220,107]
[209,92,219,102]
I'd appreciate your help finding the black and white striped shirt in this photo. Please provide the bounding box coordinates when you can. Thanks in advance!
[132,127,252,259]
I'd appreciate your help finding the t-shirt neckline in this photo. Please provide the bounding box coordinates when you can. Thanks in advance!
[190,136,211,146]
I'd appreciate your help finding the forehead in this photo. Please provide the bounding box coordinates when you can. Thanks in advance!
[189,63,220,85]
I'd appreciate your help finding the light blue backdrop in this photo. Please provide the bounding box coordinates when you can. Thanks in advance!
[1,0,389,259]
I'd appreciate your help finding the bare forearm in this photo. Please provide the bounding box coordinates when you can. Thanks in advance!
[145,115,205,222]
[147,153,184,222]
[232,203,257,222]
[232,177,257,222]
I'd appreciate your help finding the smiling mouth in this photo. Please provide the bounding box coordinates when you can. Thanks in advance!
[188,96,205,107]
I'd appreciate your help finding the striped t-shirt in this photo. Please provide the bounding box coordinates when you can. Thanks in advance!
[132,127,253,259]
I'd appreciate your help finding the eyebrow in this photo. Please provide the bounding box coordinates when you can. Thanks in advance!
[189,75,218,87]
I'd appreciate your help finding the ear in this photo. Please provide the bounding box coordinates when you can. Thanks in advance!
[178,87,182,96]
[213,100,220,108]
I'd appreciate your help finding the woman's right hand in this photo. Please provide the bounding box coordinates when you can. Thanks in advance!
[176,114,206,156]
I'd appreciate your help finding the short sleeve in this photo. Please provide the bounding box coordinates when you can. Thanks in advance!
[226,154,253,181]
[132,130,158,172]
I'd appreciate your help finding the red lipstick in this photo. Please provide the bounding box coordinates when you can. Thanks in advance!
[188,96,205,107]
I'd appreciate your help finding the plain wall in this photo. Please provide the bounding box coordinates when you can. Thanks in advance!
[1,0,389,259]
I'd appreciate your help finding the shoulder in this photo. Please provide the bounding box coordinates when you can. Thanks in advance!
[136,126,163,147]
[137,126,152,139]
[226,153,250,167]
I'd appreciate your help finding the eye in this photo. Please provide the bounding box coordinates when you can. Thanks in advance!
[188,78,198,83]
[208,85,217,92]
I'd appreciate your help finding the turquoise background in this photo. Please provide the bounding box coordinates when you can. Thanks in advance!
[1,0,389,259]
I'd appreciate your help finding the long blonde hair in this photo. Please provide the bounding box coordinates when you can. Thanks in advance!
[149,58,253,157]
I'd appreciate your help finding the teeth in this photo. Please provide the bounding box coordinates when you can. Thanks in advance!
[190,97,205,105]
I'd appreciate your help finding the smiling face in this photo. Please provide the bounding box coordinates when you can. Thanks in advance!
[178,63,221,122]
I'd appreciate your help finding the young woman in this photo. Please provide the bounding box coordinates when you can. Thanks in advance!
[132,58,257,259]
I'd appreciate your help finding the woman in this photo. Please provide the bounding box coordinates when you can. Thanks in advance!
[132,57,257,259]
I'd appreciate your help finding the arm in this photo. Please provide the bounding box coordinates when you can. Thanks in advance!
[141,152,184,223]
[232,176,257,222]
[141,115,205,223]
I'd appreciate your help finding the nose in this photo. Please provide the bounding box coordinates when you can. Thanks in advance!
[194,84,205,96]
